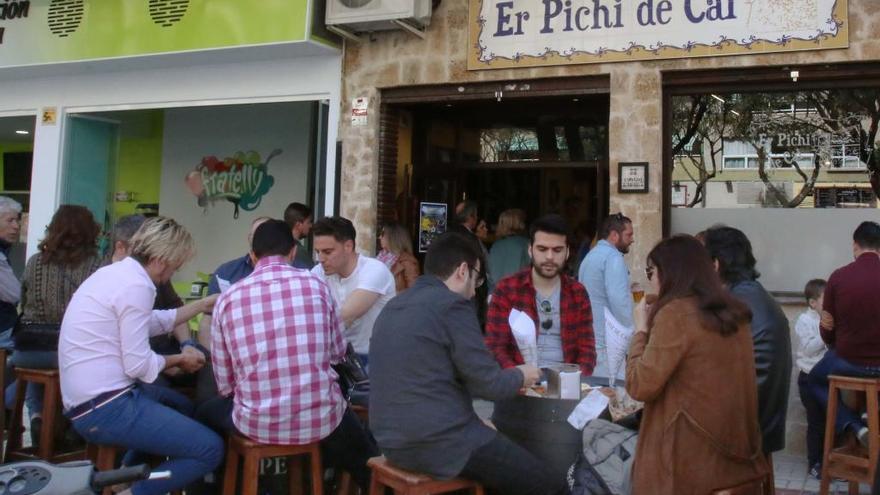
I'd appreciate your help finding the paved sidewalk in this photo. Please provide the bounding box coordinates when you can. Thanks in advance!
[774,453,872,494]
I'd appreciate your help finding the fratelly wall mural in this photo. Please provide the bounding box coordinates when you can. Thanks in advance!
[184,149,281,218]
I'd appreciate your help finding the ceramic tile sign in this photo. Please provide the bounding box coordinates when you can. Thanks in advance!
[618,162,648,193]
[185,149,280,218]
[469,0,848,69]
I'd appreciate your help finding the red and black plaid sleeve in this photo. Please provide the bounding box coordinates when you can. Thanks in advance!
[485,275,526,369]
[561,277,596,375]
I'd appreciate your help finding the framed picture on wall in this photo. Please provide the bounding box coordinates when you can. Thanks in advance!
[618,162,649,193]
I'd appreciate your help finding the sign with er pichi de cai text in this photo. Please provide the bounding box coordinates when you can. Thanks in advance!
[469,0,848,70]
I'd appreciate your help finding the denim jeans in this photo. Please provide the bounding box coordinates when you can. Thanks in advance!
[798,371,825,467]
[70,385,223,495]
[195,397,378,490]
[808,349,880,434]
[459,433,569,495]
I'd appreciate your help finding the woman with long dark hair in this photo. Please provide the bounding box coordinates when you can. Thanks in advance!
[625,235,770,494]
[8,205,103,441]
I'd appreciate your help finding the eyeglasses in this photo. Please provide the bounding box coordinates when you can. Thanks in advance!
[645,265,655,282]
[540,300,553,330]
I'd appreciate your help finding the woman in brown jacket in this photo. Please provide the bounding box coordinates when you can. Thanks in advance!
[625,235,770,494]
[377,222,420,293]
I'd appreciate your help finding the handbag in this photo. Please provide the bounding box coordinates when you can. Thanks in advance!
[332,342,369,405]
[13,256,62,352]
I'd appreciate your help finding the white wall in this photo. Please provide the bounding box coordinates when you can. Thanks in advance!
[671,208,880,293]
[0,49,341,259]
[160,103,313,282]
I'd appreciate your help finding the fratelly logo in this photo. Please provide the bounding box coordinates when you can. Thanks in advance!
[185,149,280,218]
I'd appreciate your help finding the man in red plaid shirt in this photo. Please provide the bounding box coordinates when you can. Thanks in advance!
[197,219,377,489]
[486,214,596,375]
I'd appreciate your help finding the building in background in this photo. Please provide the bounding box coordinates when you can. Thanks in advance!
[0,0,341,287]
[334,0,880,293]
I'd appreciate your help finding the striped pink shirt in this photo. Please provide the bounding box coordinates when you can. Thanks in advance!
[211,256,346,445]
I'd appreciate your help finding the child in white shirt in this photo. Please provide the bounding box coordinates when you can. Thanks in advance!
[796,278,827,479]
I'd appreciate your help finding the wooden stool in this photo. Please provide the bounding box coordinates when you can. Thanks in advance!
[223,431,323,495]
[88,444,183,495]
[4,368,85,463]
[819,375,880,495]
[367,456,485,495]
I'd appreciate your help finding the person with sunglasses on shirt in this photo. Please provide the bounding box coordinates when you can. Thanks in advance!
[578,212,635,381]
[486,214,596,376]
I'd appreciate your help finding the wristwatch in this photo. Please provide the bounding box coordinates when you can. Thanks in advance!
[181,339,211,360]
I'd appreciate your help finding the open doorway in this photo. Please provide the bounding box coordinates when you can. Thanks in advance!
[0,114,36,277]
[382,92,610,271]
[60,101,327,292]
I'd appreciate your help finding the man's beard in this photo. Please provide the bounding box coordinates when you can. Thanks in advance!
[616,241,630,254]
[532,260,562,279]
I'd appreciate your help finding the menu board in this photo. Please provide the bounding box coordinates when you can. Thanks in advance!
[814,187,877,208]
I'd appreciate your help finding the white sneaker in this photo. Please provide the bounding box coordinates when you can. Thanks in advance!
[857,426,870,448]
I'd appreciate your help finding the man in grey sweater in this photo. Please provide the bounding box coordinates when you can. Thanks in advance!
[370,232,565,495]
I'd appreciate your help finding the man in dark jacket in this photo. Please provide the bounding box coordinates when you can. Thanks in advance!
[704,226,792,455]
[370,232,564,495]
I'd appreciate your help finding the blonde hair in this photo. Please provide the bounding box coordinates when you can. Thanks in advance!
[382,223,414,256]
[129,217,195,267]
[496,209,526,238]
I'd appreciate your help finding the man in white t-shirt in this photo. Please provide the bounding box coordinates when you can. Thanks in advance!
[311,216,395,365]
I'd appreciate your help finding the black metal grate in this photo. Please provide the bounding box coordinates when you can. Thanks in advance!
[149,0,189,27]
[47,0,84,38]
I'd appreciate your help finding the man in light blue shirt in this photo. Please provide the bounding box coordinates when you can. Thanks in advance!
[578,213,635,381]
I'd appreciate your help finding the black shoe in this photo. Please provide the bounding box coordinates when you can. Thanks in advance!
[809,463,821,480]
[29,416,41,446]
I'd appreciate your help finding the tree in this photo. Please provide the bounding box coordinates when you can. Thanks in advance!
[672,89,880,208]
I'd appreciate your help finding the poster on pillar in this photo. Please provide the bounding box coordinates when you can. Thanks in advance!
[468,0,848,70]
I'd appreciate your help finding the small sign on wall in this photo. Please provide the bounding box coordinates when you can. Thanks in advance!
[351,97,368,126]
[618,162,649,193]
[41,107,57,125]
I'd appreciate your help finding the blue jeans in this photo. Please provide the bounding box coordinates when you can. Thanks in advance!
[808,350,880,434]
[70,385,224,495]
[798,371,825,467]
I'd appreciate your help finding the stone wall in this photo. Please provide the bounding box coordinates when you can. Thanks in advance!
[339,0,880,278]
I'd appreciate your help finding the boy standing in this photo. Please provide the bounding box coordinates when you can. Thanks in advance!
[796,279,827,478]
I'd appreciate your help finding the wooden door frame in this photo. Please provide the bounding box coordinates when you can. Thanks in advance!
[377,75,612,238]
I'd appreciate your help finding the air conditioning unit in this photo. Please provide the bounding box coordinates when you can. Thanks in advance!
[326,0,431,33]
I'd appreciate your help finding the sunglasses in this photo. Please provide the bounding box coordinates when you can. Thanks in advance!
[540,300,553,330]
[645,265,655,281]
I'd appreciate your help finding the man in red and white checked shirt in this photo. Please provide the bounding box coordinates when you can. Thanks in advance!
[196,219,377,489]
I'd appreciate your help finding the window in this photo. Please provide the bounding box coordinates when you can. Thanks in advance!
[671,88,879,209]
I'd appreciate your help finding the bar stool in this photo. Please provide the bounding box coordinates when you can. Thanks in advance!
[88,444,183,495]
[819,375,880,495]
[223,431,323,495]
[4,368,86,462]
[367,456,485,495]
